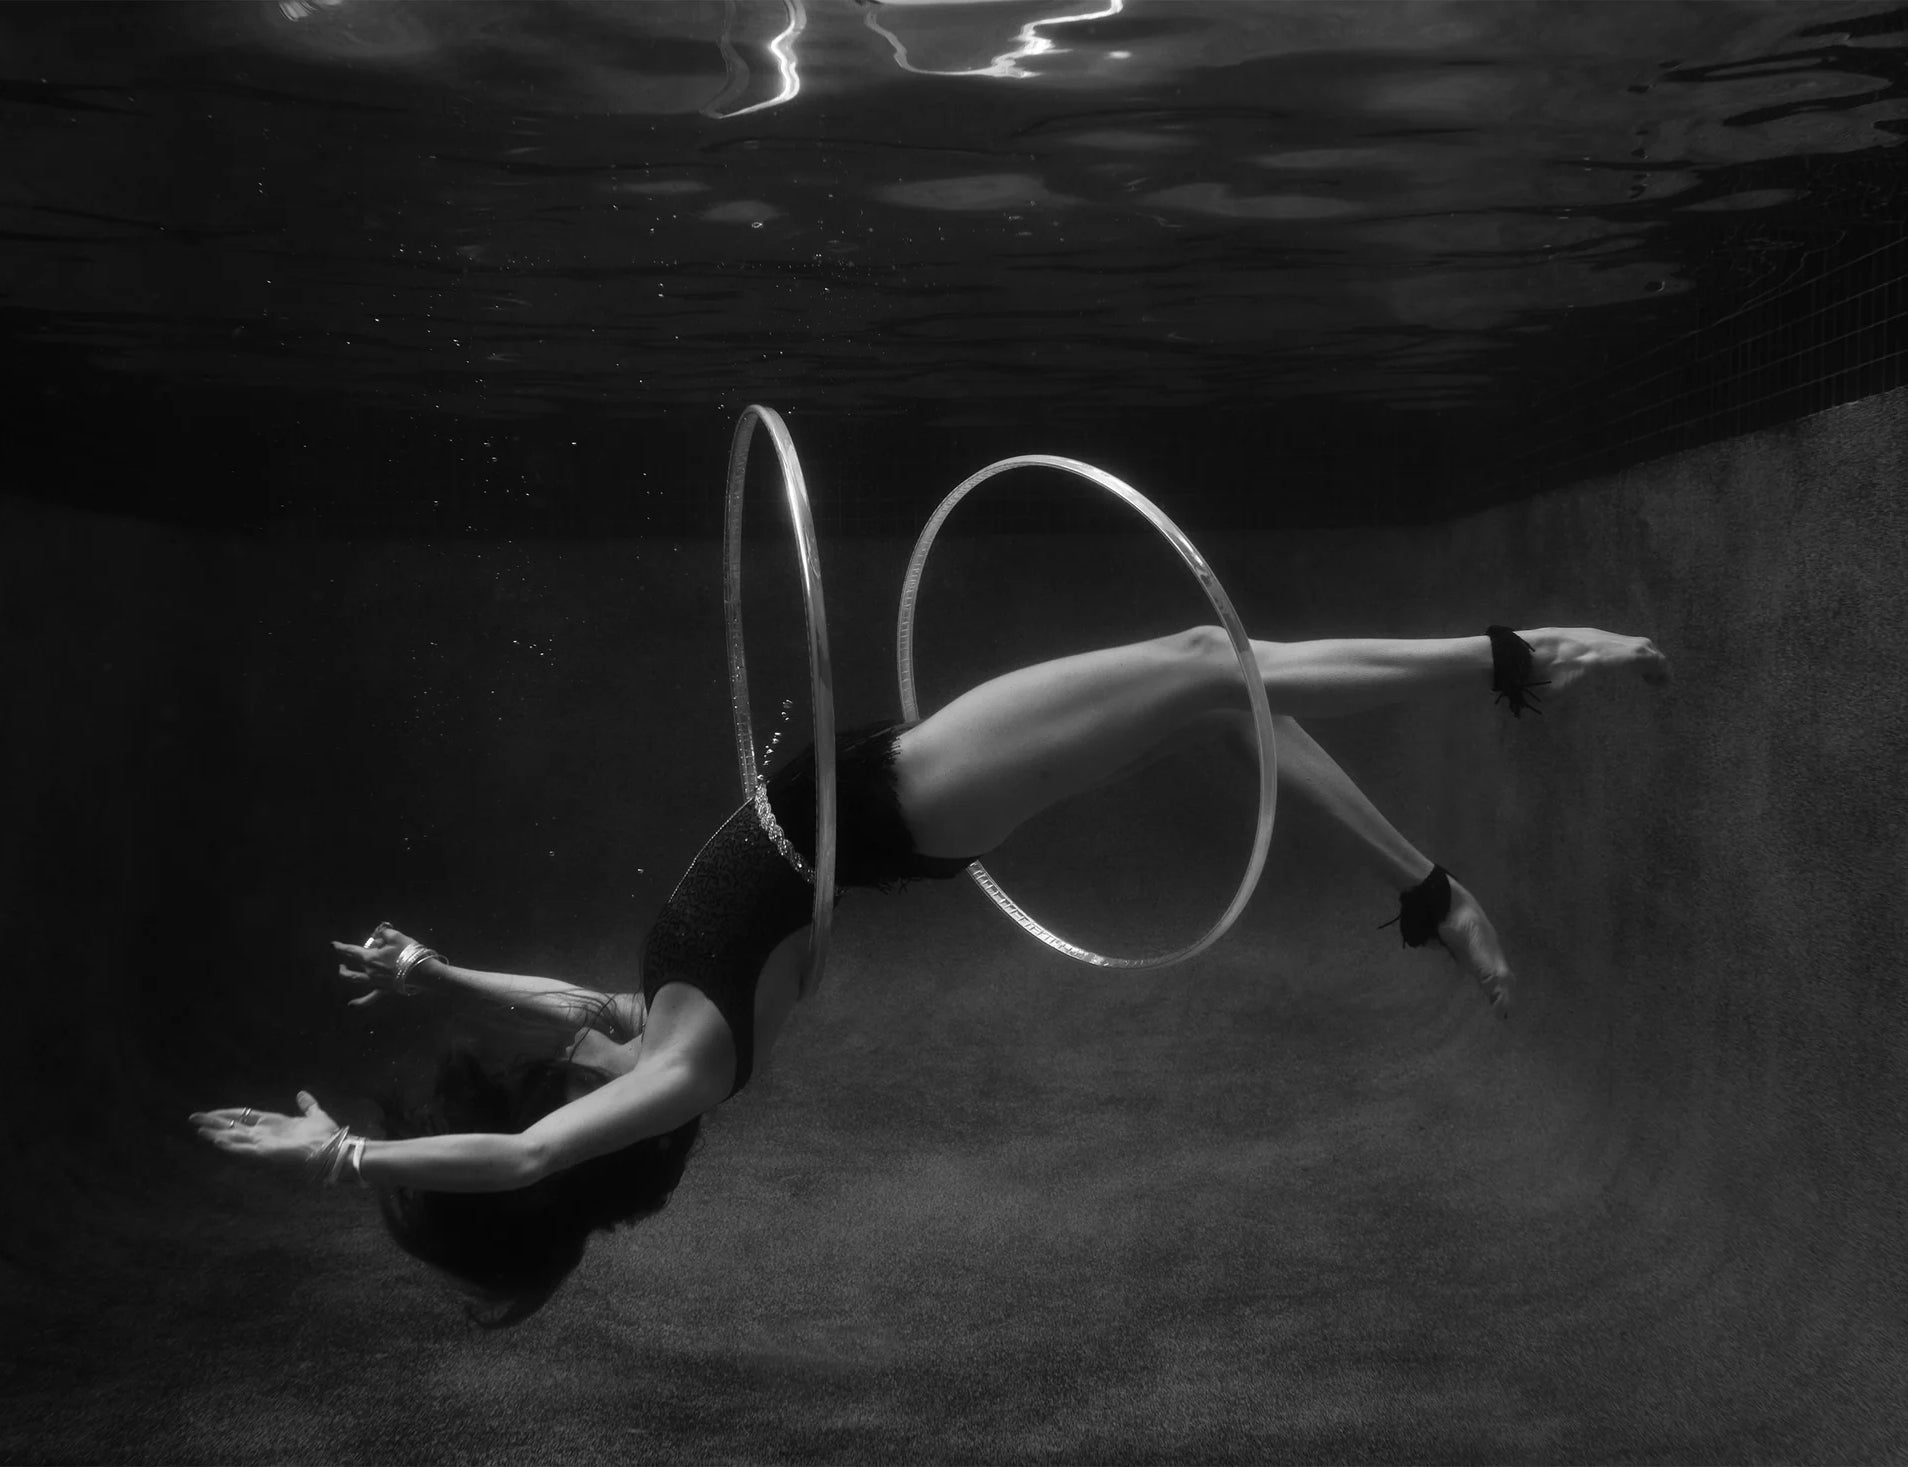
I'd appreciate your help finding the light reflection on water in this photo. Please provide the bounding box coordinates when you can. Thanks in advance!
[0,0,1901,421]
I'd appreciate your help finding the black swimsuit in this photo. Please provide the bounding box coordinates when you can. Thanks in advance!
[639,720,979,1096]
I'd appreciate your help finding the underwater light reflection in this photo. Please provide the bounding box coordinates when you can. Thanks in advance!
[865,0,1126,80]
[706,0,808,120]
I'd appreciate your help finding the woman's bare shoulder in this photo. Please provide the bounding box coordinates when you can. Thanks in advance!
[635,983,738,1086]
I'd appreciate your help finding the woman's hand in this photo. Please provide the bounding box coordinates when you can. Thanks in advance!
[190,1092,340,1171]
[331,921,421,1007]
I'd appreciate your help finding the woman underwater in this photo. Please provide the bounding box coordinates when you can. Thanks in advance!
[193,621,1668,1324]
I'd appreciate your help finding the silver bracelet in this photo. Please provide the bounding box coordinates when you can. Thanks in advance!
[346,1135,368,1189]
[305,1125,349,1185]
[323,1128,356,1188]
[392,943,442,996]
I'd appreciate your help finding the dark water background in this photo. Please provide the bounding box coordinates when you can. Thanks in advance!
[3,4,1907,1463]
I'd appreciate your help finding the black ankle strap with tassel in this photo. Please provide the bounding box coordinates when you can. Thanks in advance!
[1486,625,1548,718]
[1379,865,1454,948]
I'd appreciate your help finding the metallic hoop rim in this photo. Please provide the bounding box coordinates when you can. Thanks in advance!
[896,455,1278,970]
[724,405,837,993]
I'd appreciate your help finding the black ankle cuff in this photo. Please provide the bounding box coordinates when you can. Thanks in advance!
[1486,625,1548,718]
[1379,865,1454,948]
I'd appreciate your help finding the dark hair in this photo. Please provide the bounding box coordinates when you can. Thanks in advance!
[376,1039,701,1328]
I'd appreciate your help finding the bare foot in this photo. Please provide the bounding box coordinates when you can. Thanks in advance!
[1438,877,1514,1020]
[1525,627,1670,694]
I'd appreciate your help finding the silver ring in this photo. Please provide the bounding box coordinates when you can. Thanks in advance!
[364,926,383,949]
[240,1108,257,1125]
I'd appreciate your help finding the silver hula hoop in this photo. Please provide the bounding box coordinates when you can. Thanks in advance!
[896,455,1278,970]
[723,405,838,993]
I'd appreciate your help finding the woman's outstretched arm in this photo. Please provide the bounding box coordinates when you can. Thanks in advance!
[191,1091,540,1192]
[334,926,643,1035]
[192,1050,721,1193]
[415,957,643,1033]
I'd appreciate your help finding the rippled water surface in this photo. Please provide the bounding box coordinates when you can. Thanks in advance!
[2,1,1903,526]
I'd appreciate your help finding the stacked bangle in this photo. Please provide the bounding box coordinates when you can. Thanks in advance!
[392,942,443,996]
[306,1126,349,1186]
[305,1126,370,1188]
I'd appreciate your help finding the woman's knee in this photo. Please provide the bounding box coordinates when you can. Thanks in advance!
[1168,624,1279,708]
[1163,623,1233,666]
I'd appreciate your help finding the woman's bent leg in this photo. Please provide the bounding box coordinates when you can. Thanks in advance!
[1016,704,1516,1012]
[1209,711,1514,1012]
[1255,713,1435,889]
[1061,706,1435,889]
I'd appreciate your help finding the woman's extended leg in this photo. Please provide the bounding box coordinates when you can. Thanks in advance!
[896,623,1664,857]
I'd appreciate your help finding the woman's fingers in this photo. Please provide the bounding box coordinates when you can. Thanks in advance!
[296,1090,336,1128]
[189,1107,275,1148]
[191,1107,255,1127]
[331,941,380,972]
[337,961,385,1008]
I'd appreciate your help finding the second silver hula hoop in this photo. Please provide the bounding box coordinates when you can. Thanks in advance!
[896,455,1279,970]
[724,405,838,994]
